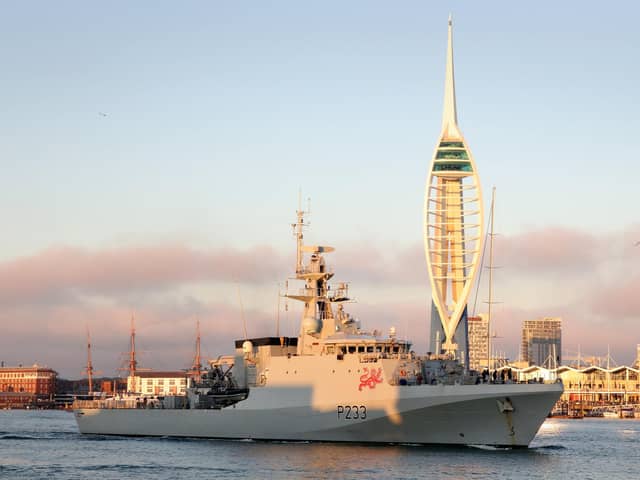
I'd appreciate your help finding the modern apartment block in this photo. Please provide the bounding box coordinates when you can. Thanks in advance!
[521,317,562,367]
[468,314,489,371]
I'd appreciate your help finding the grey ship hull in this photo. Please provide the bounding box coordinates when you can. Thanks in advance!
[75,382,561,447]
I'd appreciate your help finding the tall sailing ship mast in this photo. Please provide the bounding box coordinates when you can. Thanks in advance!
[190,320,203,381]
[128,316,137,378]
[83,328,95,394]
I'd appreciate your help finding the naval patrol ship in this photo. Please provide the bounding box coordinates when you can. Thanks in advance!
[74,207,562,447]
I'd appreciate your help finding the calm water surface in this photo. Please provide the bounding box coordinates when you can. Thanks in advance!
[0,410,638,479]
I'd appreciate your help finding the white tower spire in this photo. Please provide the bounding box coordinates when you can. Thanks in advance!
[441,14,461,139]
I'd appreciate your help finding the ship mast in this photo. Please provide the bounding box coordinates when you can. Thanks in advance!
[128,315,137,378]
[293,193,309,274]
[84,327,94,394]
[286,201,352,355]
[191,320,203,381]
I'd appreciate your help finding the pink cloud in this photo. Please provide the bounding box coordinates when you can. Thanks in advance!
[494,227,599,273]
[488,303,638,366]
[332,243,429,285]
[589,275,640,318]
[1,224,638,377]
[0,244,286,306]
[0,299,277,377]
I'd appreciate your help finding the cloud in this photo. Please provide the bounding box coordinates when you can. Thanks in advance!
[0,244,285,306]
[488,303,638,366]
[332,243,429,285]
[494,227,599,273]
[466,224,640,364]
[1,224,639,376]
[0,298,277,377]
[589,275,640,318]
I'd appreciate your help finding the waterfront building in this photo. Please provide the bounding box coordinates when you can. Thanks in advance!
[509,364,640,407]
[0,364,57,408]
[468,315,489,371]
[127,371,190,396]
[520,317,562,367]
[424,16,484,364]
[100,378,128,394]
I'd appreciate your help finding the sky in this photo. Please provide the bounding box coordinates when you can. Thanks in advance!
[1,1,639,377]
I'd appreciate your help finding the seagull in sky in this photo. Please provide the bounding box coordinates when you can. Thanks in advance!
[635,240,640,247]
[98,112,108,117]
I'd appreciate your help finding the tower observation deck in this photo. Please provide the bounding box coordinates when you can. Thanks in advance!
[424,17,484,363]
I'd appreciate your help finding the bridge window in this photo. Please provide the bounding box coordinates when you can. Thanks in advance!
[439,141,464,148]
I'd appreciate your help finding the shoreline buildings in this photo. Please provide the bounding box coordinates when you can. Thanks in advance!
[509,363,640,410]
[424,16,484,365]
[0,364,57,408]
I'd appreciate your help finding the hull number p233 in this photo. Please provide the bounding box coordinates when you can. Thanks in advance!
[337,405,367,420]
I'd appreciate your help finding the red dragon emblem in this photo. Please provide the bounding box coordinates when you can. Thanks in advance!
[358,367,383,391]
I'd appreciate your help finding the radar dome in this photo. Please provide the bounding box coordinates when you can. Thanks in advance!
[242,340,253,355]
[302,316,322,335]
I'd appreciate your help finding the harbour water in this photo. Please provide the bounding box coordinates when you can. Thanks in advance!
[0,410,638,479]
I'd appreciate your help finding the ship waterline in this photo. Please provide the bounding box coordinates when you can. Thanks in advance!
[76,381,562,447]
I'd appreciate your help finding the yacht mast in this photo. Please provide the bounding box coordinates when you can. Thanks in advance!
[487,187,496,369]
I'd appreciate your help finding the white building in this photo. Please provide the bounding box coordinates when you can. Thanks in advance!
[127,371,191,395]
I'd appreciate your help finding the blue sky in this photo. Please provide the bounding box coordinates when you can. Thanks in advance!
[1,2,639,375]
